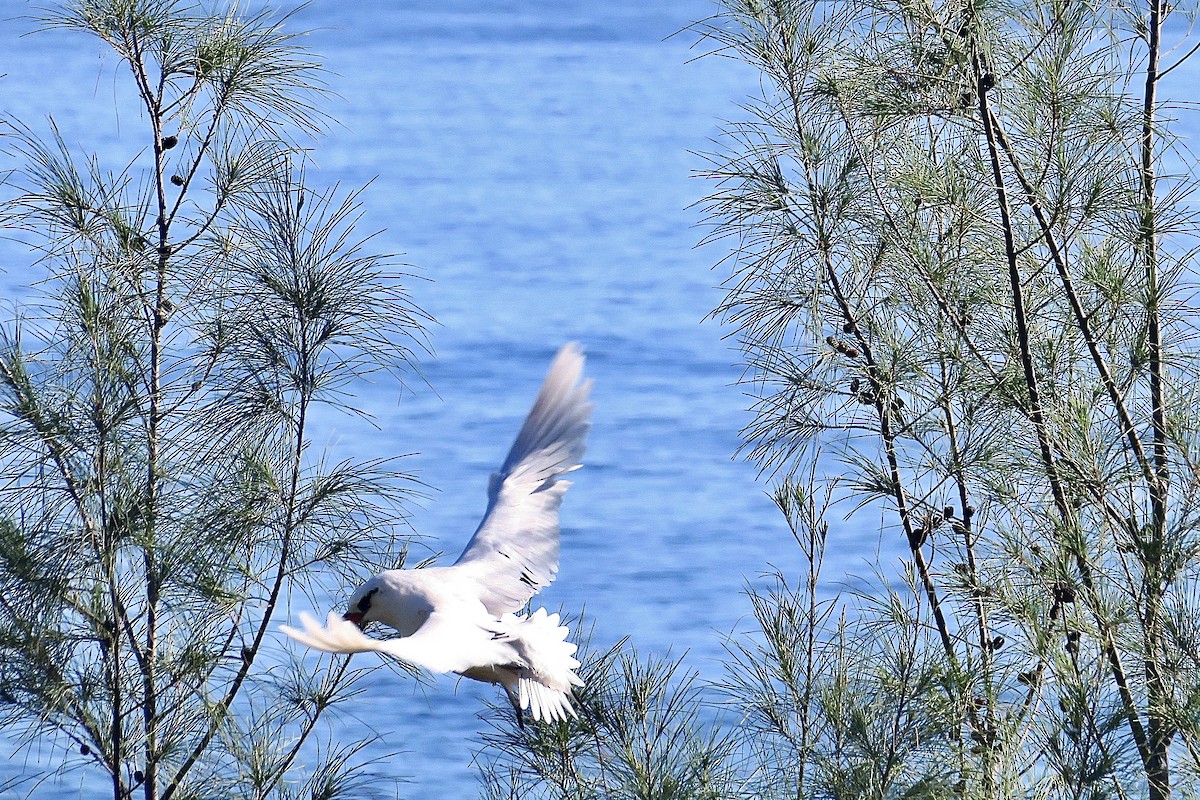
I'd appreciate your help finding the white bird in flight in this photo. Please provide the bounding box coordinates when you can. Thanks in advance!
[282,343,593,725]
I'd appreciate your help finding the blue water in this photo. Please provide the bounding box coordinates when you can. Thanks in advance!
[0,1,825,795]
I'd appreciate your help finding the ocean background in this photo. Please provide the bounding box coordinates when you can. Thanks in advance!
[3,1,1196,797]
[0,1,816,796]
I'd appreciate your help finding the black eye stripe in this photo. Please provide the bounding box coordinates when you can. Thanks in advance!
[356,587,379,613]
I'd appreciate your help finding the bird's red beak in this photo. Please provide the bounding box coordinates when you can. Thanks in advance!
[343,611,365,630]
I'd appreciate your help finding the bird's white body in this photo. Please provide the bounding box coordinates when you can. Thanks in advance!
[282,343,592,724]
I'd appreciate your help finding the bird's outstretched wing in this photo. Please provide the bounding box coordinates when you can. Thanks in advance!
[453,343,593,615]
[281,609,514,675]
[281,612,389,656]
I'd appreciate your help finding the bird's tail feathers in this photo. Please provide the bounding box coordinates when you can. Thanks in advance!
[518,674,577,724]
[507,607,584,723]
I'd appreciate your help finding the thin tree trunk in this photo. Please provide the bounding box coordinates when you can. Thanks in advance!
[1141,1,1171,797]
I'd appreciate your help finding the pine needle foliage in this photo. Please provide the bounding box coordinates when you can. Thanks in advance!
[0,2,429,798]
[694,0,1200,797]
[477,630,743,800]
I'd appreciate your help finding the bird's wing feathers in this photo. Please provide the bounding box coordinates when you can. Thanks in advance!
[282,608,513,675]
[453,343,593,615]
[281,612,386,657]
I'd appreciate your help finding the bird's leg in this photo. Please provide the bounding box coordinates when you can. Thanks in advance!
[503,684,525,730]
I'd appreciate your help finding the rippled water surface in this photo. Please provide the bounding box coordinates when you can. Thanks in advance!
[1,0,918,796]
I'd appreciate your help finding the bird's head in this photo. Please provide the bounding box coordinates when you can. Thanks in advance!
[344,580,381,630]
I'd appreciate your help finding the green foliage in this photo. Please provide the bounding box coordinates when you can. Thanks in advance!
[0,1,428,797]
[479,632,742,800]
[692,0,1200,796]
[484,0,1200,798]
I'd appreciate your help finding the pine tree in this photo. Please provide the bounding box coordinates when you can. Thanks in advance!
[0,2,428,797]
[700,0,1200,796]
